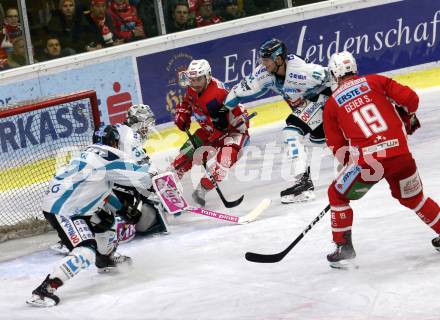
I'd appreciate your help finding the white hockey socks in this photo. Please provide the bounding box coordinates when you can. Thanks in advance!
[51,246,96,283]
[282,127,308,177]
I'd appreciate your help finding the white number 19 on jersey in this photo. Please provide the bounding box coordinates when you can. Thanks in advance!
[352,104,388,138]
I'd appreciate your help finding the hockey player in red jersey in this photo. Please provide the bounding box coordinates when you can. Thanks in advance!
[323,51,440,269]
[171,59,249,206]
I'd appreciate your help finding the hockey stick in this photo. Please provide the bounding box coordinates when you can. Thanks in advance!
[152,172,270,224]
[245,204,330,263]
[187,198,271,224]
[185,128,244,208]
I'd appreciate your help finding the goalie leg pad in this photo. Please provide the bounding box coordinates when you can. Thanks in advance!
[135,201,169,235]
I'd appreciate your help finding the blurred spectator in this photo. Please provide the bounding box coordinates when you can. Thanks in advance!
[195,0,222,27]
[107,0,146,42]
[0,4,5,26]
[1,7,23,54]
[0,47,8,70]
[217,0,245,21]
[167,1,195,33]
[84,0,123,50]
[7,37,31,68]
[187,0,198,14]
[46,0,89,53]
[37,35,74,61]
[137,0,159,37]
[245,0,285,16]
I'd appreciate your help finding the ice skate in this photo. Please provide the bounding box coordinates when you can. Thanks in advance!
[50,240,69,255]
[95,251,133,273]
[280,167,315,204]
[26,274,63,307]
[192,184,207,206]
[432,235,440,252]
[327,231,357,269]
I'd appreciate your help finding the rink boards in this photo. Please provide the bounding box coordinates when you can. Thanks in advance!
[1,0,440,192]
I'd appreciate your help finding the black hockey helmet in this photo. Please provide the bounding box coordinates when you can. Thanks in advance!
[258,38,287,61]
[93,124,120,147]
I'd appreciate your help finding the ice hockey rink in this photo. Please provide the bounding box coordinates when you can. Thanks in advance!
[1,86,440,320]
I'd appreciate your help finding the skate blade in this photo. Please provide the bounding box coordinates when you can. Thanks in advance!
[281,191,315,204]
[329,259,359,270]
[26,295,57,307]
[97,258,133,274]
[49,244,69,256]
[97,266,118,274]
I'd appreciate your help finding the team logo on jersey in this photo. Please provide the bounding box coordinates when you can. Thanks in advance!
[334,82,371,107]
[255,66,267,76]
[289,73,307,80]
[283,87,300,94]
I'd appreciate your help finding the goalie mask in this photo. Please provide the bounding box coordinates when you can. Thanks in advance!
[126,104,156,139]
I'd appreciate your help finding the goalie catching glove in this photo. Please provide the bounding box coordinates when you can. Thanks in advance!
[396,106,421,135]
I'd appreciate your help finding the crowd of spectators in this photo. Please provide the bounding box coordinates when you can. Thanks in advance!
[164,0,285,32]
[0,0,301,70]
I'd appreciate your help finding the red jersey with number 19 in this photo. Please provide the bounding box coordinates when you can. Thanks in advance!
[323,74,419,163]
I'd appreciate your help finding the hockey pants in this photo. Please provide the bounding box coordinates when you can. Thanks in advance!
[328,153,440,244]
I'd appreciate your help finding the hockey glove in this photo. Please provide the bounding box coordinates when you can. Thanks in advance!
[175,105,191,131]
[90,209,115,233]
[116,201,142,225]
[396,106,421,135]
[211,107,229,131]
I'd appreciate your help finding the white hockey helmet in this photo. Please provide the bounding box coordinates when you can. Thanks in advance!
[187,59,212,83]
[126,104,156,139]
[328,51,358,79]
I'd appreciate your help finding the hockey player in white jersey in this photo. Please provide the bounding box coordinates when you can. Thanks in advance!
[50,104,168,255]
[224,38,331,203]
[27,125,154,307]
[110,104,168,237]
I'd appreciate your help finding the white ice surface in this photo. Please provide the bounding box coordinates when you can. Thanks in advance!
[1,87,440,320]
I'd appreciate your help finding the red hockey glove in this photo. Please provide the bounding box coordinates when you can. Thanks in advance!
[396,106,421,135]
[174,105,191,131]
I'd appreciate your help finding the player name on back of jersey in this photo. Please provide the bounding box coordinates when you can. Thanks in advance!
[333,77,372,112]
[333,77,368,95]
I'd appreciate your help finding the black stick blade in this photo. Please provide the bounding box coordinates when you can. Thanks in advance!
[245,251,285,263]
[223,194,244,208]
